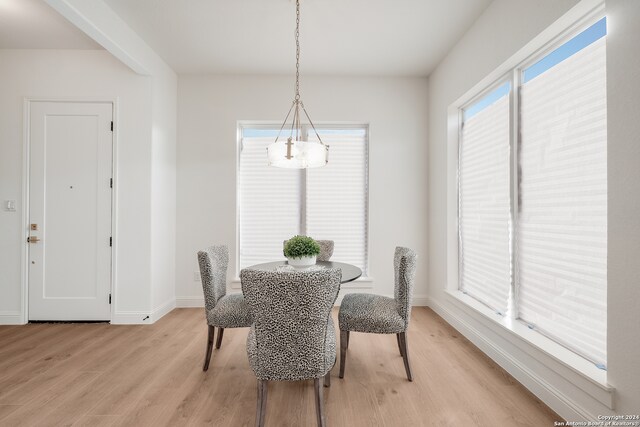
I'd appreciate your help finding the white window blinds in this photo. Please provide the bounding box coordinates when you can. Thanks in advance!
[517,38,607,365]
[239,135,301,269]
[459,93,512,314]
[239,126,369,274]
[306,129,368,273]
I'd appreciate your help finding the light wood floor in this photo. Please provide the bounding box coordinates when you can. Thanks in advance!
[0,308,560,426]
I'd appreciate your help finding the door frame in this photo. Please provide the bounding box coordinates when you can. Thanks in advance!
[21,97,119,324]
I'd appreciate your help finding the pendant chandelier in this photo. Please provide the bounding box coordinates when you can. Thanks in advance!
[267,0,328,169]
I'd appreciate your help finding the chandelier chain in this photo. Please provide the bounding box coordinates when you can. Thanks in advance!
[268,0,328,167]
[295,0,300,101]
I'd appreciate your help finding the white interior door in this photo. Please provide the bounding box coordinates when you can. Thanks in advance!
[28,101,113,321]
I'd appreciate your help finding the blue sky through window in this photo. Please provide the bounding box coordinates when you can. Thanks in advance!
[242,127,366,138]
[463,17,606,122]
[523,17,607,83]
[463,81,511,122]
[242,128,281,138]
[315,129,367,136]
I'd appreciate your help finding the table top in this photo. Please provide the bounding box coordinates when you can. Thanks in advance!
[246,260,362,284]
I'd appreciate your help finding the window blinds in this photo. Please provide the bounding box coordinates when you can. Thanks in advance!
[239,127,369,274]
[517,38,607,365]
[239,136,301,269]
[459,95,512,314]
[306,129,368,273]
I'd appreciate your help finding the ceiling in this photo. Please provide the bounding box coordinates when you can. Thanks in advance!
[0,0,493,76]
[0,0,101,49]
[103,0,492,76]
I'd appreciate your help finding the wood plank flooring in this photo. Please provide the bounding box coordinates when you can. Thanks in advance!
[0,308,561,426]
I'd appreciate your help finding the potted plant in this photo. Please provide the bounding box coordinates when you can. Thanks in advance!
[284,235,321,268]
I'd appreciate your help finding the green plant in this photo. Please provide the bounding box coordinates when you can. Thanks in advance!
[283,235,321,259]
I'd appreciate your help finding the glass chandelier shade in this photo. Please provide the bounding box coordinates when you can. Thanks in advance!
[267,137,329,169]
[267,0,328,169]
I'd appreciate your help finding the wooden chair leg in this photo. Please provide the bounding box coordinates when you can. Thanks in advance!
[399,332,413,381]
[203,325,215,371]
[396,333,404,357]
[324,371,331,387]
[314,378,326,427]
[339,330,349,378]
[215,327,225,349]
[256,379,267,427]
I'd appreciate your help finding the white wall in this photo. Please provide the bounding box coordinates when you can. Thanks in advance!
[0,49,153,322]
[150,67,178,318]
[0,0,179,325]
[427,0,640,419]
[605,0,640,416]
[176,75,428,305]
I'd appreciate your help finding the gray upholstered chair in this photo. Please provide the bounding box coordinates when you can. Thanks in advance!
[241,268,342,427]
[338,247,417,381]
[197,245,252,371]
[283,239,334,261]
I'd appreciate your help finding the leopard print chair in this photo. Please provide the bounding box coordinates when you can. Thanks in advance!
[241,268,342,427]
[197,245,252,371]
[338,247,417,381]
[283,239,334,261]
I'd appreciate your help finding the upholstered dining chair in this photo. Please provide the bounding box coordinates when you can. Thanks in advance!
[338,247,417,381]
[198,245,252,371]
[241,268,342,427]
[283,239,334,261]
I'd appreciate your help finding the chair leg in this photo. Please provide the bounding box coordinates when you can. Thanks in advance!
[324,371,331,388]
[314,378,326,427]
[399,332,413,381]
[203,325,215,371]
[255,379,268,427]
[215,327,225,349]
[339,330,349,379]
[396,333,404,357]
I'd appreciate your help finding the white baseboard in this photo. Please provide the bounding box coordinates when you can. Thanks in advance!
[151,299,176,322]
[0,311,23,325]
[428,296,612,421]
[411,295,429,306]
[111,311,153,324]
[176,296,205,308]
[176,294,429,308]
[0,304,175,325]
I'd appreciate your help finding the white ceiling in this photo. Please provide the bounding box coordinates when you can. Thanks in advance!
[103,0,492,76]
[0,0,101,49]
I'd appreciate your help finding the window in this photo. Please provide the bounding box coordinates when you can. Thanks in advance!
[238,124,368,275]
[459,82,512,314]
[458,17,607,367]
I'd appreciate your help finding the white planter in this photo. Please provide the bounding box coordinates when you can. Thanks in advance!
[286,255,317,269]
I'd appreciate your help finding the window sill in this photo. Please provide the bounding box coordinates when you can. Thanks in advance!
[444,289,614,408]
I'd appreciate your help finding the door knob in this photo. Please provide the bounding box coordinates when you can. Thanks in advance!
[27,236,40,243]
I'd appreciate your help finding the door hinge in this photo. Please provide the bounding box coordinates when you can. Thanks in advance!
[110,121,113,131]
[110,178,113,188]
[109,293,112,304]
[109,237,112,247]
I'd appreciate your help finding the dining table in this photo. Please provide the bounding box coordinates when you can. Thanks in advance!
[247,260,362,284]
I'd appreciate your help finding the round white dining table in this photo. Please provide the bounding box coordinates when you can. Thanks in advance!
[246,260,362,284]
